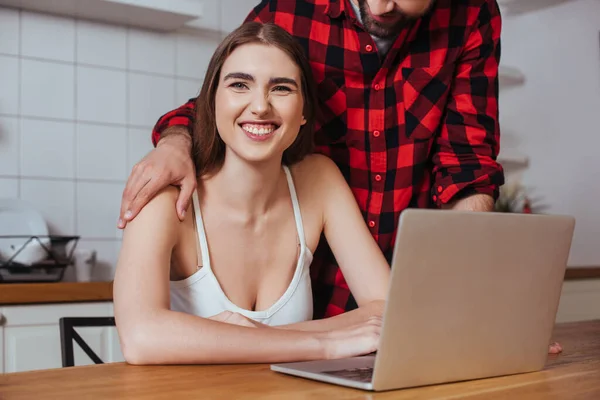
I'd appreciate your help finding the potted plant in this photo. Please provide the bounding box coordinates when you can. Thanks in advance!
[494,181,541,213]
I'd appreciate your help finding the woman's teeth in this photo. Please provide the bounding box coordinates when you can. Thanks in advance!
[241,124,276,135]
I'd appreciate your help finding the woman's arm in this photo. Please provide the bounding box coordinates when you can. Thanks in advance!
[317,155,391,306]
[114,186,379,364]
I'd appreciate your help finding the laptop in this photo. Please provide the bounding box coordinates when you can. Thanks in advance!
[271,209,576,391]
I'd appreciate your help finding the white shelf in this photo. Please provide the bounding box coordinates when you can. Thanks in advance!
[497,152,529,167]
[0,0,205,31]
[498,0,575,16]
[499,66,525,87]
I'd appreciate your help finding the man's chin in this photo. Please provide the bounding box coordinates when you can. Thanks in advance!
[364,20,409,38]
[358,0,426,38]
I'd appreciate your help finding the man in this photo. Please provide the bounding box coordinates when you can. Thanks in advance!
[117,0,561,353]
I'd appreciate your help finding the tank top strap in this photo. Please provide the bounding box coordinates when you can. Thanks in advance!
[191,190,211,269]
[283,165,307,249]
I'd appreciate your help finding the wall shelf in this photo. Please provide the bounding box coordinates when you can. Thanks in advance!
[0,0,205,31]
[499,66,525,87]
[497,151,529,167]
[498,0,575,16]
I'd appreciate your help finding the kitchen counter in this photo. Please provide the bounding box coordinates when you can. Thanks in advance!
[565,267,600,280]
[0,281,113,305]
[0,320,599,399]
[0,267,595,307]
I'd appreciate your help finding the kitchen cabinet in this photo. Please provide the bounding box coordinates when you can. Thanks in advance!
[0,325,4,373]
[0,0,206,32]
[0,302,124,373]
[555,278,600,323]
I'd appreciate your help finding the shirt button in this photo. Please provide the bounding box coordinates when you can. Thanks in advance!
[374,84,380,90]
[433,195,437,202]
[365,44,373,52]
[437,186,443,193]
[373,130,380,137]
[375,174,382,182]
[368,220,375,228]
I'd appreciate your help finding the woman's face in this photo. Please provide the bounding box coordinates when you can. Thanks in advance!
[214,43,306,165]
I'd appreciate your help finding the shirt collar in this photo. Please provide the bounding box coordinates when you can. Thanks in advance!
[326,0,347,19]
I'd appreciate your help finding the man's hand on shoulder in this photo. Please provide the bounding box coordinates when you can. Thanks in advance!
[118,127,197,229]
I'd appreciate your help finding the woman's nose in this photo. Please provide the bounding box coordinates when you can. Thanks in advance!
[249,92,270,116]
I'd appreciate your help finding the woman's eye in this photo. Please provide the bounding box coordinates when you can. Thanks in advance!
[273,85,292,92]
[230,82,248,89]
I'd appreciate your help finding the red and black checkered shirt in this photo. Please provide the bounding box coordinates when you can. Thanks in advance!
[152,0,505,319]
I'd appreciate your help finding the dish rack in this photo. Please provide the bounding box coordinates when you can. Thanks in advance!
[0,235,80,283]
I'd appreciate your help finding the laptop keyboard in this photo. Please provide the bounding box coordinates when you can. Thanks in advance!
[322,367,374,383]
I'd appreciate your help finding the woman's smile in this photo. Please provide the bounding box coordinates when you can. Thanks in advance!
[239,122,280,142]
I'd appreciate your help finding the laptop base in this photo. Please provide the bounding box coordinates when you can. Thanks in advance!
[271,355,375,391]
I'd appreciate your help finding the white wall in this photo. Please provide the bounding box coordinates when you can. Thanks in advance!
[0,2,257,280]
[0,5,252,279]
[498,0,600,267]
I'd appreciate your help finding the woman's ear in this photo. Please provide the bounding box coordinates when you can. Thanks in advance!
[301,116,307,125]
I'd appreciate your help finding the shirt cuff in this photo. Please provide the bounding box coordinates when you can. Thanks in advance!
[431,171,503,207]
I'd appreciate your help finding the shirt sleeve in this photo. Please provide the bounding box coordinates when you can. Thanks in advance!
[431,0,505,206]
[150,98,197,147]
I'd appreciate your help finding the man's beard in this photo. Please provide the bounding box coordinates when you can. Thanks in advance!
[357,0,417,38]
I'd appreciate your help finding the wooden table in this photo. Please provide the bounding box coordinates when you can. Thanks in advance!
[1,320,599,399]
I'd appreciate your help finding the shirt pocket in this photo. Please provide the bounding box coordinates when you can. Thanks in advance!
[400,63,455,141]
[314,76,347,146]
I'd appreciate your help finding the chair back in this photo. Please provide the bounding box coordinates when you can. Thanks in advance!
[59,316,116,367]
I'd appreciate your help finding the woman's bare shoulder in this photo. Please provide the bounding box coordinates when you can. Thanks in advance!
[290,154,347,192]
[124,185,187,235]
[288,154,349,220]
[290,154,341,181]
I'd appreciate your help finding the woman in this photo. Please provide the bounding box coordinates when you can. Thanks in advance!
[113,21,391,365]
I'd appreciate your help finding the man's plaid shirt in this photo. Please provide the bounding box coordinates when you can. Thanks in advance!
[152,0,505,319]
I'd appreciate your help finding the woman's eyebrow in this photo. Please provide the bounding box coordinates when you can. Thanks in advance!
[224,72,254,81]
[269,77,298,88]
[223,73,298,88]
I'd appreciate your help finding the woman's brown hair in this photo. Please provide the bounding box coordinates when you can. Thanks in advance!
[192,22,317,177]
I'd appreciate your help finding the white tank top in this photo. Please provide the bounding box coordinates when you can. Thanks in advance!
[169,166,314,326]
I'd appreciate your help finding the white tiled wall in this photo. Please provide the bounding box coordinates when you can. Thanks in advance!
[499,0,600,266]
[0,6,236,280]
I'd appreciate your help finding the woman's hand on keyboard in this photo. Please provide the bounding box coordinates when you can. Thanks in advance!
[319,316,382,360]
